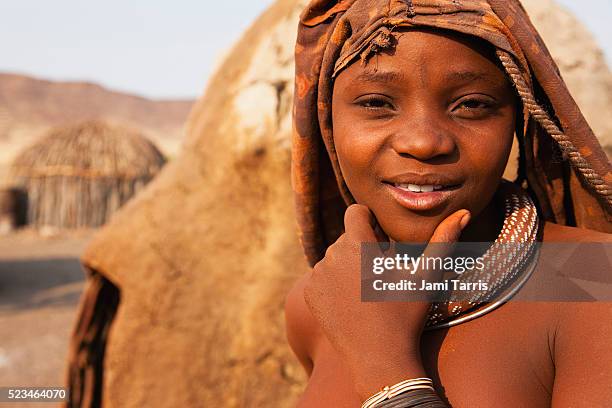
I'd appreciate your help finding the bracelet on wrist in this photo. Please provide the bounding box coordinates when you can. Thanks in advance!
[375,388,448,408]
[361,377,435,408]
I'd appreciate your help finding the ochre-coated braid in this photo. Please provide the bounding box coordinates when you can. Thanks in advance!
[496,50,612,209]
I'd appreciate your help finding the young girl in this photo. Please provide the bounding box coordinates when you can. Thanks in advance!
[286,0,612,406]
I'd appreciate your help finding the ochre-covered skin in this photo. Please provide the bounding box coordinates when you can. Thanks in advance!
[288,0,612,406]
[330,28,516,244]
[285,223,612,406]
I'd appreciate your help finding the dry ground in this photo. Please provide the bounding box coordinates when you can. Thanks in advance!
[0,229,93,406]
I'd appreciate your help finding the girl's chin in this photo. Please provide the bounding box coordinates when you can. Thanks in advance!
[370,203,458,242]
[383,223,440,244]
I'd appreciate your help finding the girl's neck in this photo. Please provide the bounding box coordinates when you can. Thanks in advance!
[459,198,504,243]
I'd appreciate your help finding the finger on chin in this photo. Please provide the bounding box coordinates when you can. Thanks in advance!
[429,209,470,244]
[415,210,470,283]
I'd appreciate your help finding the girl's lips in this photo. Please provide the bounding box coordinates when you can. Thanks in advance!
[384,183,461,211]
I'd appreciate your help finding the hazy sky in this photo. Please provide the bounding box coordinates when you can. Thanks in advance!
[0,1,609,100]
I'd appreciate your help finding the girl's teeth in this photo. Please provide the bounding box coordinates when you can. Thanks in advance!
[420,185,434,192]
[396,184,443,193]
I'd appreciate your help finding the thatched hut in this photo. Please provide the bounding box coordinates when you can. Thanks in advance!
[11,120,165,229]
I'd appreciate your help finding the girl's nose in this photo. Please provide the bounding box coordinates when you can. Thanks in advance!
[388,112,457,161]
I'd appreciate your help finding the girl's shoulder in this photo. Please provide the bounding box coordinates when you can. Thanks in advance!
[535,221,611,301]
[537,223,612,403]
[542,221,612,242]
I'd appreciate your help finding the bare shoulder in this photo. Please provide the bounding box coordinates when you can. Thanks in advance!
[545,221,612,403]
[542,221,612,242]
[538,222,612,351]
[551,301,612,404]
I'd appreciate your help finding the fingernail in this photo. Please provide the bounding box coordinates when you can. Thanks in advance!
[459,211,471,230]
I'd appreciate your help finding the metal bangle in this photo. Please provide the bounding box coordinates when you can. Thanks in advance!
[376,388,448,408]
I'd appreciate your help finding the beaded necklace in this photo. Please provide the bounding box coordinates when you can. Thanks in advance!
[425,180,541,330]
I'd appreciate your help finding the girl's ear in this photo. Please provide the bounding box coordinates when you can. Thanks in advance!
[300,0,353,26]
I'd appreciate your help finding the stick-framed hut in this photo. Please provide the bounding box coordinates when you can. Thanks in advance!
[10,120,166,229]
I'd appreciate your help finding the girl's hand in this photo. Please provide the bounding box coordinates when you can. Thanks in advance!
[302,204,470,399]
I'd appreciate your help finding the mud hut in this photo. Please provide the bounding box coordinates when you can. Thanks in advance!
[11,120,165,229]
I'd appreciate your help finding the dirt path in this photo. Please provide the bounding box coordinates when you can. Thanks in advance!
[0,230,93,406]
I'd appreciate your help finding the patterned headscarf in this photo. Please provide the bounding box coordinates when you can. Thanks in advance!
[292,0,612,267]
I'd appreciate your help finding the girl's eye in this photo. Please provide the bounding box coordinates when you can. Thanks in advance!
[461,100,489,109]
[356,96,395,111]
[453,96,497,118]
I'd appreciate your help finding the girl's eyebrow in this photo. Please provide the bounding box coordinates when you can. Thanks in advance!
[355,70,406,84]
[446,70,493,83]
[354,69,499,86]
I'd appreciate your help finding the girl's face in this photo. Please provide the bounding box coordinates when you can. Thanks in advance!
[332,28,517,242]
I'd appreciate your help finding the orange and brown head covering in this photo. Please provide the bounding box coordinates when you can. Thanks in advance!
[292,0,612,267]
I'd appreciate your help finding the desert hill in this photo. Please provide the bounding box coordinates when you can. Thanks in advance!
[0,72,194,185]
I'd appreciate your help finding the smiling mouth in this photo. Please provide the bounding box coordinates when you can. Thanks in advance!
[382,181,462,211]
[389,183,460,193]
